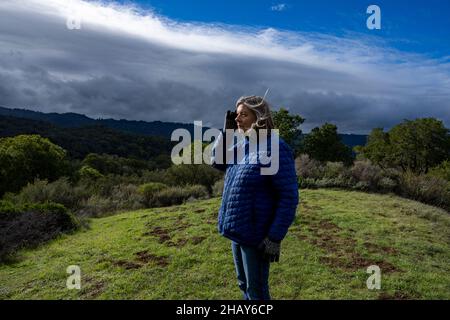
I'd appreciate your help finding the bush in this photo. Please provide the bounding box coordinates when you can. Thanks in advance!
[139,182,168,194]
[323,162,346,179]
[110,184,144,211]
[295,154,325,179]
[149,185,209,208]
[428,160,450,181]
[398,171,450,210]
[166,164,223,193]
[9,178,90,211]
[315,178,338,188]
[295,153,449,211]
[82,153,152,176]
[79,165,104,181]
[79,184,144,217]
[0,134,68,196]
[79,174,144,199]
[140,169,171,185]
[212,179,224,197]
[185,184,210,200]
[350,160,382,191]
[353,181,371,191]
[79,195,115,218]
[138,182,168,207]
[298,177,318,189]
[377,177,398,193]
[0,201,78,261]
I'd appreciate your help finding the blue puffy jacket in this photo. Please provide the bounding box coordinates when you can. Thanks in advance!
[211,131,299,246]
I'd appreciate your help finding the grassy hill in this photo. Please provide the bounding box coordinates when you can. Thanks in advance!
[0,189,449,300]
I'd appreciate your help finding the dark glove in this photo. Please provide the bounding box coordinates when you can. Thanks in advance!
[257,237,281,262]
[223,110,237,131]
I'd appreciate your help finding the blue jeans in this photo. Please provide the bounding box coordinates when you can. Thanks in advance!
[231,241,271,300]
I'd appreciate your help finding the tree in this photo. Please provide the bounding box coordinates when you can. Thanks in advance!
[389,118,450,173]
[356,118,450,173]
[301,123,353,165]
[271,108,305,153]
[0,134,67,195]
[354,128,391,168]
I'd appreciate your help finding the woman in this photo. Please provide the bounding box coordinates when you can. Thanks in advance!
[211,95,299,300]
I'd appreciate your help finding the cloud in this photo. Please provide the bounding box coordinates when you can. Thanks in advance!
[270,4,287,12]
[0,0,449,134]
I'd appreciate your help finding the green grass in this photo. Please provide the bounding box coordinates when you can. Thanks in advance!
[1,189,449,299]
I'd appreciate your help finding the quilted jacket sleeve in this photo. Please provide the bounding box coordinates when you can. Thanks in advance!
[210,131,227,172]
[267,140,299,242]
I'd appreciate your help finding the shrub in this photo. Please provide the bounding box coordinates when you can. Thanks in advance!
[150,185,209,207]
[212,179,224,197]
[14,179,51,204]
[428,160,450,181]
[82,153,152,176]
[185,184,209,199]
[10,177,90,211]
[110,184,144,211]
[79,184,144,217]
[139,182,168,194]
[0,201,78,261]
[79,165,104,181]
[140,169,171,185]
[350,160,382,190]
[79,174,143,198]
[353,181,370,191]
[315,178,337,188]
[138,182,168,207]
[295,154,325,179]
[166,164,223,193]
[0,134,68,196]
[79,195,115,218]
[377,177,398,193]
[298,177,318,189]
[314,177,352,189]
[398,171,450,210]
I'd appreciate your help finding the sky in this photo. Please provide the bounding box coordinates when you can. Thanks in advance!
[0,0,449,133]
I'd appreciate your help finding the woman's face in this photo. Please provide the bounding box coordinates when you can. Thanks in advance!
[235,104,256,132]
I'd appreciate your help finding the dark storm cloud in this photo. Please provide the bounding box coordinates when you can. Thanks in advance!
[0,0,449,134]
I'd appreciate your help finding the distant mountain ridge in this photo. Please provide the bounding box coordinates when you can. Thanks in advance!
[0,105,199,138]
[0,105,367,148]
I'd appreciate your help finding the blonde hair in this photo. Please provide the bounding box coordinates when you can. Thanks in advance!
[235,95,275,132]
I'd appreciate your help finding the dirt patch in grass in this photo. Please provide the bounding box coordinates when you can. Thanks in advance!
[166,235,206,247]
[112,260,142,270]
[319,255,399,273]
[194,208,206,213]
[135,250,170,267]
[171,222,191,232]
[363,242,398,255]
[141,213,206,248]
[378,291,415,300]
[300,202,323,212]
[167,238,189,247]
[296,234,308,241]
[107,250,170,270]
[81,276,106,299]
[142,226,171,243]
[302,218,401,273]
[191,236,206,245]
[143,216,193,246]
